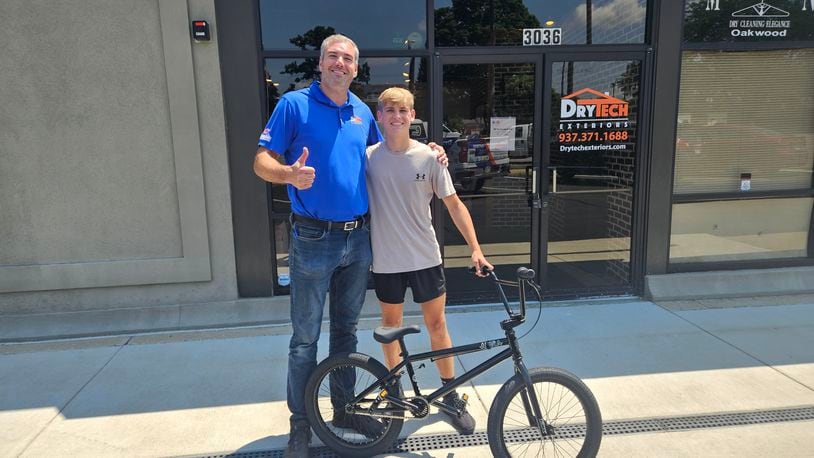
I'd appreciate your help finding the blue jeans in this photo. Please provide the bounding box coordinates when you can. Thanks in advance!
[287,217,372,422]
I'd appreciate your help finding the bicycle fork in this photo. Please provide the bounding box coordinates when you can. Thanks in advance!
[509,331,551,436]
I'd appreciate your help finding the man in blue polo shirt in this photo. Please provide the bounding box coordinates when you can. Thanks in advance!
[254,34,444,458]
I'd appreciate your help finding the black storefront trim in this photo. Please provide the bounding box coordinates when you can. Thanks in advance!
[673,189,814,203]
[682,41,814,51]
[216,0,273,297]
[644,0,685,277]
[669,257,814,273]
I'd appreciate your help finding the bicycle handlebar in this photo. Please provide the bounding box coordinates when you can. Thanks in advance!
[468,266,540,322]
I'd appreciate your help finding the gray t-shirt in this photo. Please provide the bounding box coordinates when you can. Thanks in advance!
[366,140,456,274]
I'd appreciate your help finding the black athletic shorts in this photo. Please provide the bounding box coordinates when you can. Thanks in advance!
[372,264,446,304]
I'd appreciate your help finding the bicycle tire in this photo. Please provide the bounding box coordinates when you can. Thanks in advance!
[304,352,404,457]
[487,367,602,458]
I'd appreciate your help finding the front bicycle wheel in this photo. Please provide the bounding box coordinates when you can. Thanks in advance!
[487,367,602,457]
[304,352,404,457]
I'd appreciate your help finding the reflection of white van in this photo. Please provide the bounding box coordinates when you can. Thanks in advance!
[511,123,533,160]
[442,124,462,148]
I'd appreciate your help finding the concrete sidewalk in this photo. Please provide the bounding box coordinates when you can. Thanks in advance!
[2,296,813,457]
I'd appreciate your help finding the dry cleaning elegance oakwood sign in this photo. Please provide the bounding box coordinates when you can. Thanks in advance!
[685,0,814,42]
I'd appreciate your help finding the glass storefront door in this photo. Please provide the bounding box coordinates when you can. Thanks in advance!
[441,54,644,301]
[542,56,643,295]
[440,56,542,303]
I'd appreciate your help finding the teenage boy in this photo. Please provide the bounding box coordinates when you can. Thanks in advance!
[365,87,493,435]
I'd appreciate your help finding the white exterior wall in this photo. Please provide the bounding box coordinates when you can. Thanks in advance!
[0,0,240,339]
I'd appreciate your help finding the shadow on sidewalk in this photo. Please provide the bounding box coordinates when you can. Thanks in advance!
[2,300,813,419]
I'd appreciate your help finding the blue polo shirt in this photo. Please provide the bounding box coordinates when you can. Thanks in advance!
[258,81,382,221]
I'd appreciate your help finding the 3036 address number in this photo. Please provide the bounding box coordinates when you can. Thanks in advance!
[523,28,562,46]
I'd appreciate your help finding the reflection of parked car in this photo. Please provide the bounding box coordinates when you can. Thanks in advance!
[550,145,610,182]
[449,133,511,192]
[442,124,462,149]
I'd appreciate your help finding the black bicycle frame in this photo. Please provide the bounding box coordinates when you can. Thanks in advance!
[346,335,513,417]
[398,337,513,407]
[346,272,547,431]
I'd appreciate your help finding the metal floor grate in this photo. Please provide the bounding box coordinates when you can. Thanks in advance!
[192,405,814,458]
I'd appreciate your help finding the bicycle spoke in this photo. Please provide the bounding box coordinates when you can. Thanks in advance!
[496,372,599,458]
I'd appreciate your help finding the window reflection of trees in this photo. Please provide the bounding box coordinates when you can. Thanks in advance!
[435,0,541,46]
[435,0,646,46]
[280,26,371,94]
[263,26,384,119]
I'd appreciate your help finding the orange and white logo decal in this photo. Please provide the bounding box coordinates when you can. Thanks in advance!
[560,88,629,120]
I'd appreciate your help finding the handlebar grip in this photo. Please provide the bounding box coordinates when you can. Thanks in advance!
[516,267,536,280]
[468,266,492,276]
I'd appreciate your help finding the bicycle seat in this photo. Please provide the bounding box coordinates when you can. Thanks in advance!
[373,325,421,343]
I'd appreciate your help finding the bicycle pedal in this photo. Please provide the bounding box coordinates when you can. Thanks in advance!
[461,393,469,402]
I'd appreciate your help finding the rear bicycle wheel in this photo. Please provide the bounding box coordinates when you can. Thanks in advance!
[487,367,602,457]
[304,352,404,457]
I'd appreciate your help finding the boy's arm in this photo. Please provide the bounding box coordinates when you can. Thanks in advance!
[442,193,494,276]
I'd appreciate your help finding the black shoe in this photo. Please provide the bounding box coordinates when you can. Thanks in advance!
[442,391,476,435]
[332,410,386,439]
[283,419,311,458]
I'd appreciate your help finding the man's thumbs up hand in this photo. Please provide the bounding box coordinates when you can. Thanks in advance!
[295,148,309,166]
[289,147,315,190]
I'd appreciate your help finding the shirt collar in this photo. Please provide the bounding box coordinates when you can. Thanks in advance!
[310,81,351,108]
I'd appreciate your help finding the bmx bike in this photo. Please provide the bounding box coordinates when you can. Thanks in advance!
[304,267,602,457]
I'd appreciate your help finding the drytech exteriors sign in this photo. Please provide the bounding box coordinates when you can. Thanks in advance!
[557,88,632,153]
[684,0,814,42]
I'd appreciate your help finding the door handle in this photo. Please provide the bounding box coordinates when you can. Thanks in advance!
[524,166,532,194]
[532,167,537,194]
[527,166,542,208]
[524,166,539,194]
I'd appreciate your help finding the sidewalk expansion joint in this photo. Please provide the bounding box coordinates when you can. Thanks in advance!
[185,405,814,458]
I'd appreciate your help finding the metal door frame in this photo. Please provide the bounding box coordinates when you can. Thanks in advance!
[539,50,653,295]
[432,53,545,277]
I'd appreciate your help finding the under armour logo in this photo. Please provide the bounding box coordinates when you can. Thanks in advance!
[415,173,426,181]
[706,0,719,10]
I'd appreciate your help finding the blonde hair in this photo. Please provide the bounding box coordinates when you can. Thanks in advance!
[377,87,414,111]
[320,34,359,64]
